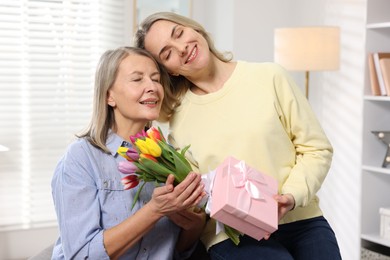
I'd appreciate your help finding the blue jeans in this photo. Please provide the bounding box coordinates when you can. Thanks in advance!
[209,216,341,260]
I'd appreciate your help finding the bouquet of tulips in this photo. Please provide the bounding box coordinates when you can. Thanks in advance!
[117,126,191,206]
[117,126,241,245]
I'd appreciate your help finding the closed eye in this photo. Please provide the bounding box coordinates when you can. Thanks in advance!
[151,72,161,82]
[164,50,171,60]
[175,28,183,38]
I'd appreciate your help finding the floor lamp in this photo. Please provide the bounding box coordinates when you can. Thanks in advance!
[274,26,340,98]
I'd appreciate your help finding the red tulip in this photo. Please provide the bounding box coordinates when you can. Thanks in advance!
[121,174,139,190]
[147,127,165,142]
[140,153,157,162]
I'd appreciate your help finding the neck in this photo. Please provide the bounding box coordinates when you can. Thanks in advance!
[188,57,236,95]
[112,117,147,141]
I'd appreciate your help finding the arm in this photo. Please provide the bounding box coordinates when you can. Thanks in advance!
[52,144,110,259]
[52,142,204,260]
[273,65,333,208]
[103,173,205,259]
[168,207,207,253]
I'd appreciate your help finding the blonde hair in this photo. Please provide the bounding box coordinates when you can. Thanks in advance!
[78,47,172,152]
[134,12,232,119]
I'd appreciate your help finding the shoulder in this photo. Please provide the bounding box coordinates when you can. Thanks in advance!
[233,61,292,88]
[59,138,105,167]
[53,138,107,182]
[237,61,288,75]
[65,138,91,157]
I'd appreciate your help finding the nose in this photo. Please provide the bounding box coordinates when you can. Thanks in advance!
[174,42,188,57]
[145,78,159,93]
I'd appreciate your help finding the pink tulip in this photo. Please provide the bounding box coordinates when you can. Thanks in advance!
[118,160,138,174]
[130,130,147,143]
[126,147,140,161]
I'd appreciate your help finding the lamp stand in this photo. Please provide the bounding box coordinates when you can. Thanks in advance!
[305,70,310,98]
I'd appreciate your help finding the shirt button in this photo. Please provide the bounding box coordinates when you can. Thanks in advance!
[103,181,108,188]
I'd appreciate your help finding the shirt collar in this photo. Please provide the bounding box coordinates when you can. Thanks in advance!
[106,131,133,156]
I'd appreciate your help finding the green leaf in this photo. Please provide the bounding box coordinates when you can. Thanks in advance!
[224,225,241,246]
[171,152,191,182]
[131,181,146,209]
[139,158,173,177]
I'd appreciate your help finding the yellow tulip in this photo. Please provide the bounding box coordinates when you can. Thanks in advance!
[117,147,130,160]
[135,137,162,157]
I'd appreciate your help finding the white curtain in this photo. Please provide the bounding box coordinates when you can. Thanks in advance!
[0,0,131,230]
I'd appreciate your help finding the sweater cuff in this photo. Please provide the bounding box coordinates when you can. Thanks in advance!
[281,185,307,209]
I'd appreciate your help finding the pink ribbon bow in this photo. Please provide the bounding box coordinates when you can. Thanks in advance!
[229,160,267,217]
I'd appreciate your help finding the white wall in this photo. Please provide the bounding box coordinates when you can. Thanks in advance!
[194,1,366,259]
[316,2,366,260]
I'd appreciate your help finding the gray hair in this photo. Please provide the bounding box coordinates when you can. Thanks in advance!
[78,47,171,152]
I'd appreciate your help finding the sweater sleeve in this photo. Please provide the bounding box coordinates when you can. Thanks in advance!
[272,64,333,208]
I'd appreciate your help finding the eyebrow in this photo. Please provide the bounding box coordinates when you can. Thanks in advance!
[129,71,160,77]
[158,24,179,58]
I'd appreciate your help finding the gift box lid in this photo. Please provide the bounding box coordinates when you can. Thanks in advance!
[209,156,279,240]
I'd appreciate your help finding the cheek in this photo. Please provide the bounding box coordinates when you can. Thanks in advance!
[165,57,181,71]
[158,87,165,100]
[117,92,139,108]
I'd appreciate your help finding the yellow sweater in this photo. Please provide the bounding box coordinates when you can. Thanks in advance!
[169,61,333,249]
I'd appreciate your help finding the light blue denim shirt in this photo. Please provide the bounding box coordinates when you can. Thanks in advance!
[51,132,188,260]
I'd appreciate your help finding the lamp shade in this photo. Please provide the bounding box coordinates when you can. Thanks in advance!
[274,26,340,71]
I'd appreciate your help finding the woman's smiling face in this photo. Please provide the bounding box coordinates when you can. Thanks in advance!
[107,53,164,126]
[144,19,210,77]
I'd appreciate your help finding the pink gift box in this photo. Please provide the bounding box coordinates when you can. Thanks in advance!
[210,156,278,240]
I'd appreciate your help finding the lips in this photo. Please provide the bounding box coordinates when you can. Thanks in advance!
[186,46,197,64]
[140,101,158,105]
[140,97,159,105]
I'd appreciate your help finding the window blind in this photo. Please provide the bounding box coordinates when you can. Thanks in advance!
[0,0,131,230]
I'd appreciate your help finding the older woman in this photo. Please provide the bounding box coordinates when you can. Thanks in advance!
[51,47,206,260]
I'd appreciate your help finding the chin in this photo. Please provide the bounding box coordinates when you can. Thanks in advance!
[146,113,160,121]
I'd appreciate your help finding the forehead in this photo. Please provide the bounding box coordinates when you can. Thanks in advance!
[119,53,158,72]
[144,20,178,55]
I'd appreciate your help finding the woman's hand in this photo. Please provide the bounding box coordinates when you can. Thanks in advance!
[274,193,295,221]
[168,207,206,231]
[168,207,207,252]
[263,193,295,240]
[103,173,205,259]
[149,172,206,216]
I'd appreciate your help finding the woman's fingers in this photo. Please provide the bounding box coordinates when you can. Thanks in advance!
[173,172,205,207]
[168,208,206,230]
[150,172,205,215]
[274,193,295,221]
